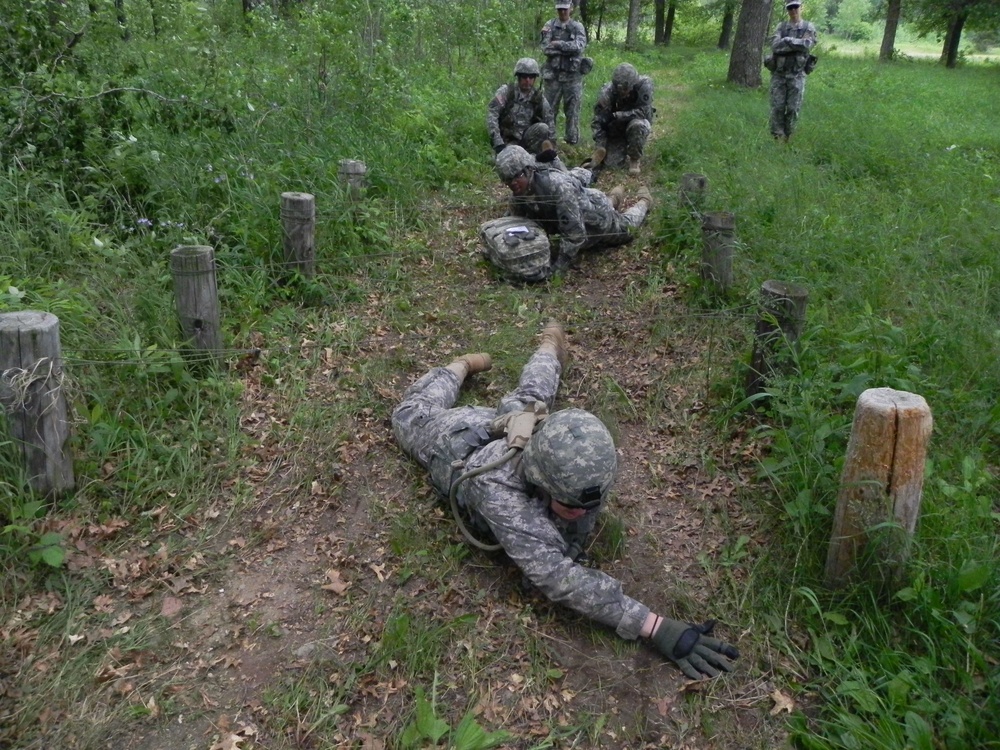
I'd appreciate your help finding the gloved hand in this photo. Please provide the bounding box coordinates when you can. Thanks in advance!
[651,619,739,680]
[537,146,558,163]
[494,143,506,154]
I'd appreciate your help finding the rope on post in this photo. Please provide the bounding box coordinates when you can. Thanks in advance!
[0,311,75,498]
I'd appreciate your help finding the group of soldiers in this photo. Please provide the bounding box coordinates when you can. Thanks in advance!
[390,2,741,684]
[484,1,657,282]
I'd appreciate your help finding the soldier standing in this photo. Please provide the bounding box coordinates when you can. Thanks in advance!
[392,321,741,679]
[495,146,651,278]
[486,58,555,157]
[768,0,817,142]
[591,63,654,176]
[540,1,587,145]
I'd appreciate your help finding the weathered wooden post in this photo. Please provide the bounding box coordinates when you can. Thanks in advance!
[280,192,316,278]
[170,245,222,365]
[701,211,736,295]
[0,311,75,497]
[825,388,932,588]
[338,159,368,202]
[679,173,708,214]
[746,280,809,397]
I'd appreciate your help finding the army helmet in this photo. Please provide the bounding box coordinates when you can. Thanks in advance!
[612,63,639,90]
[495,145,535,182]
[522,409,617,508]
[514,57,541,78]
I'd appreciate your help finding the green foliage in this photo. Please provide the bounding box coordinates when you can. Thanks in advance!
[400,677,512,750]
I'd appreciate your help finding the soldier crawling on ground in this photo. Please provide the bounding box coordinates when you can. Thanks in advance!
[391,320,741,679]
[486,58,555,159]
[494,145,651,279]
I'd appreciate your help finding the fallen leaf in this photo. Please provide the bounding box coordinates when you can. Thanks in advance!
[208,734,243,750]
[321,569,350,596]
[67,634,86,645]
[161,596,183,619]
[770,688,796,716]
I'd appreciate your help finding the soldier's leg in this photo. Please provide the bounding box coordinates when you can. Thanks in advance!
[785,75,807,137]
[625,118,652,161]
[392,367,464,462]
[497,323,566,416]
[544,80,565,140]
[769,75,787,139]
[563,77,583,144]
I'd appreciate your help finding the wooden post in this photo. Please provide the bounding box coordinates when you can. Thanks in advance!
[825,388,933,588]
[170,245,222,364]
[700,211,736,295]
[280,192,316,278]
[679,173,708,214]
[746,280,809,397]
[338,159,368,202]
[0,311,75,497]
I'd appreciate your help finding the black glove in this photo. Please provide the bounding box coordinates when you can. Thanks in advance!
[537,147,558,163]
[494,144,506,154]
[651,619,739,680]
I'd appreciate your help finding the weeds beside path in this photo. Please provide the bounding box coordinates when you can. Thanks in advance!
[3,68,789,750]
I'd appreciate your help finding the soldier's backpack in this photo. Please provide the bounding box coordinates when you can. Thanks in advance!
[479,216,552,283]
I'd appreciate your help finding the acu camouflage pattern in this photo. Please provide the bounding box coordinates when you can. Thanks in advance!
[540,15,587,143]
[486,83,555,154]
[769,19,817,138]
[479,216,552,283]
[592,74,654,166]
[509,164,648,273]
[521,408,617,507]
[391,350,650,639]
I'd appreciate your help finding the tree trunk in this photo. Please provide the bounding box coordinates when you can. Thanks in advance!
[655,0,665,44]
[727,0,772,88]
[941,11,967,68]
[115,0,129,40]
[878,0,902,61]
[626,0,641,49]
[148,0,159,38]
[718,3,735,49]
[663,0,677,45]
[596,0,605,41]
[579,0,590,29]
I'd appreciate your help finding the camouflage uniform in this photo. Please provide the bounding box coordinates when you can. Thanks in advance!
[391,350,651,639]
[487,83,555,156]
[540,15,587,144]
[592,73,654,168]
[509,164,648,274]
[769,19,817,139]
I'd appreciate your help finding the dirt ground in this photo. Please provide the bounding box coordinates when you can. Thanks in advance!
[87,192,792,750]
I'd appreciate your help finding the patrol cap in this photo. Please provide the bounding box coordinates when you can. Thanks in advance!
[555,1,573,9]
[784,1,801,7]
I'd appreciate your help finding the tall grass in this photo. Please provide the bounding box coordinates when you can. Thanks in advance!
[661,50,1000,748]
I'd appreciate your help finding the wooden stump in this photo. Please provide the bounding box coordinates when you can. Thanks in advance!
[700,211,736,295]
[338,159,368,202]
[0,311,75,497]
[280,192,316,278]
[170,245,222,364]
[825,388,933,589]
[746,280,809,397]
[679,173,709,214]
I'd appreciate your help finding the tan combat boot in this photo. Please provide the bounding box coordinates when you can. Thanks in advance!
[636,186,653,209]
[608,185,625,211]
[628,157,641,176]
[445,353,493,381]
[538,320,568,369]
[591,146,607,166]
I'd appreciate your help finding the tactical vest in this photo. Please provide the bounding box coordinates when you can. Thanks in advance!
[499,85,545,140]
[774,21,814,74]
